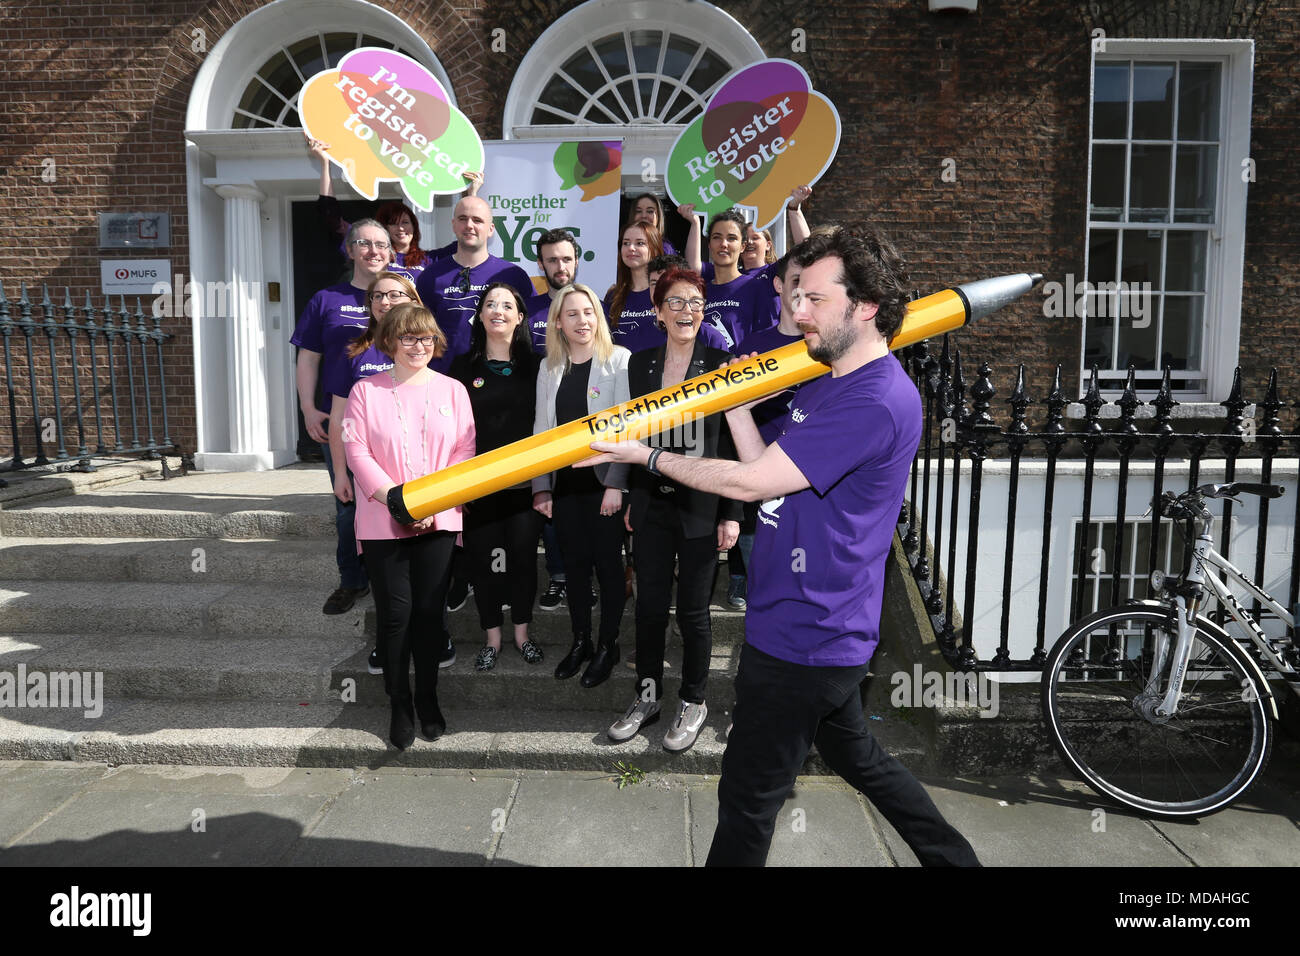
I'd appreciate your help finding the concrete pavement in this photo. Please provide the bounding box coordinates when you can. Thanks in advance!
[2,757,1297,867]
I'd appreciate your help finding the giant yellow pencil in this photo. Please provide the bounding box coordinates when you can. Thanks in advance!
[386,272,1042,523]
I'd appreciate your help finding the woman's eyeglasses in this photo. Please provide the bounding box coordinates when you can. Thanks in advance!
[369,290,410,303]
[351,239,391,251]
[397,334,438,347]
[663,297,706,312]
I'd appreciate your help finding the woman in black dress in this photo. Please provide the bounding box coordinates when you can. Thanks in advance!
[450,283,545,671]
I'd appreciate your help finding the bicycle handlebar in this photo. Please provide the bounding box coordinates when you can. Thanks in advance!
[1155,483,1285,520]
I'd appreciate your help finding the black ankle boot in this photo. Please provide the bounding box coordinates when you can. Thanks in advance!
[554,632,593,680]
[417,697,446,741]
[390,698,415,750]
[580,638,620,688]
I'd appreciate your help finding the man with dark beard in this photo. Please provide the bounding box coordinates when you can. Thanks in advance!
[525,229,580,352]
[584,226,980,867]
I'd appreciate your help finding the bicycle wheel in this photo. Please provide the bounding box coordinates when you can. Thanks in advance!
[1042,605,1273,818]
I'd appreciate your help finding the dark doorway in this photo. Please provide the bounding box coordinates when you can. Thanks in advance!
[289,197,373,460]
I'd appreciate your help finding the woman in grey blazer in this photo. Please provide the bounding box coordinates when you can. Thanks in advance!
[532,284,632,687]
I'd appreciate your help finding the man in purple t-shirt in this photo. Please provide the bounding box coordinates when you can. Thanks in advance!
[415,195,533,373]
[525,228,581,353]
[587,226,979,868]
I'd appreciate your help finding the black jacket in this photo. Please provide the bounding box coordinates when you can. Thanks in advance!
[627,338,744,539]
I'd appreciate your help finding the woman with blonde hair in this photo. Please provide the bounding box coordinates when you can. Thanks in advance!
[532,283,631,688]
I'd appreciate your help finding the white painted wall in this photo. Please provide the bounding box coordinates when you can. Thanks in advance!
[910,457,1298,676]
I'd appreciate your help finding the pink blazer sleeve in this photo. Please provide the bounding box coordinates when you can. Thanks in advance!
[343,381,395,503]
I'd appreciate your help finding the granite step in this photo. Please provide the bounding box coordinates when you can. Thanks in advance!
[0,697,934,774]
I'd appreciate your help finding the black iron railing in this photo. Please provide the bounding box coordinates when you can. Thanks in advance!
[0,281,187,482]
[896,336,1300,672]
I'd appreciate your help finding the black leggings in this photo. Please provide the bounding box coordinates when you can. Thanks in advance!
[463,487,542,630]
[552,488,626,643]
[632,496,716,704]
[362,532,455,707]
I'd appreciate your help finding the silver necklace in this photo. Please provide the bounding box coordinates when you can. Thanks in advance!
[388,370,432,478]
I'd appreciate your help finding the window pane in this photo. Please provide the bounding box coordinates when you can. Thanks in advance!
[256,50,300,101]
[616,79,637,113]
[538,74,585,118]
[1131,63,1175,140]
[687,48,731,94]
[1161,296,1204,370]
[1116,307,1158,371]
[1165,231,1208,292]
[1121,230,1163,290]
[532,104,573,124]
[561,47,603,95]
[596,89,628,123]
[1085,309,1116,370]
[630,30,663,74]
[1174,144,1218,222]
[1129,145,1171,221]
[1093,63,1129,139]
[593,34,630,78]
[664,35,699,78]
[1088,230,1119,284]
[639,77,656,112]
[1090,144,1125,220]
[1178,63,1221,141]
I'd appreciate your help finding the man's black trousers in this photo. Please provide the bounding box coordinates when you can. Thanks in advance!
[707,642,981,867]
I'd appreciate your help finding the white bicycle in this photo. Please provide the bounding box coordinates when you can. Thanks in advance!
[1041,482,1298,818]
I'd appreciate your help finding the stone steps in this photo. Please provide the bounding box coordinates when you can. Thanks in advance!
[0,697,933,774]
[0,632,740,711]
[0,468,936,773]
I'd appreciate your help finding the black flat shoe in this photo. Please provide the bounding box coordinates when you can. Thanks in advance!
[580,641,620,688]
[324,585,369,615]
[389,700,415,750]
[417,699,446,741]
[554,633,593,680]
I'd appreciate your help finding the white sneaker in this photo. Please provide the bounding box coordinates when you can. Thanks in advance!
[663,700,708,753]
[607,697,661,742]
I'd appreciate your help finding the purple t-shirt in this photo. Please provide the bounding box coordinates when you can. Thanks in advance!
[393,251,427,278]
[525,292,553,353]
[703,264,779,350]
[735,324,805,444]
[335,346,394,397]
[746,353,921,667]
[602,287,732,354]
[290,282,369,413]
[604,288,660,354]
[415,254,534,374]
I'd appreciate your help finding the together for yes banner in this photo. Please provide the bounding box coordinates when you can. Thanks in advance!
[483,140,623,296]
[299,48,484,209]
[667,59,841,230]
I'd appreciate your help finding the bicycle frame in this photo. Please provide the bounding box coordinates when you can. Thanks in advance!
[1157,514,1296,718]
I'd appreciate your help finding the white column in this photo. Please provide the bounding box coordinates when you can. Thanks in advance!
[214,183,271,463]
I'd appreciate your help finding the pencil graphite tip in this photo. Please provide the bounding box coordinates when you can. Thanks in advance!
[956,272,1044,324]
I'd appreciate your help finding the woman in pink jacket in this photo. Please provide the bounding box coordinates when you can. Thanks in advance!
[343,303,476,750]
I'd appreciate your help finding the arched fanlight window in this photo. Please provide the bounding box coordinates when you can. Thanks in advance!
[532,28,734,126]
[232,32,417,129]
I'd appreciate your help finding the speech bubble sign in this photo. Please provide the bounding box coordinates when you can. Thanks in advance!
[552,140,622,201]
[666,59,841,230]
[299,48,484,210]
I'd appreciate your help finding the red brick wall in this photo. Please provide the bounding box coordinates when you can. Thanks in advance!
[2,0,1297,463]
